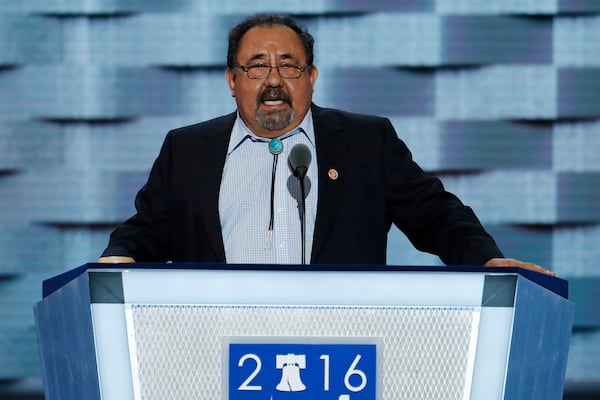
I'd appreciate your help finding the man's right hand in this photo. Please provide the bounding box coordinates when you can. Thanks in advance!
[96,256,135,263]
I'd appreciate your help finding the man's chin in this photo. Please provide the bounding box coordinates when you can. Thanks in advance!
[256,110,294,132]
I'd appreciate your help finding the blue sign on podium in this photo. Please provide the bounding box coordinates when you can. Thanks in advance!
[229,342,377,400]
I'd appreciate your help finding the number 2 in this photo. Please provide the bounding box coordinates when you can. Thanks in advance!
[237,354,262,391]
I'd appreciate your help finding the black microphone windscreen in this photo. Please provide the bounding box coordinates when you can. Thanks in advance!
[288,143,312,177]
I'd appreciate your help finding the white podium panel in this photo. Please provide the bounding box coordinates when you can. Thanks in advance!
[34,265,573,400]
[121,304,478,399]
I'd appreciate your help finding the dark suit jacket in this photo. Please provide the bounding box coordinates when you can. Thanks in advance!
[102,104,503,265]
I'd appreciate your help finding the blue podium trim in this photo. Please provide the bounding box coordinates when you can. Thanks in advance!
[482,275,518,307]
[89,272,124,303]
[42,263,569,300]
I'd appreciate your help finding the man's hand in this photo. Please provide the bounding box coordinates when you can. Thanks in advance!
[484,257,555,276]
[97,256,135,263]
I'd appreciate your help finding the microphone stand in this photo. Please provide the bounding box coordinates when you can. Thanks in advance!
[288,143,311,265]
[298,173,307,265]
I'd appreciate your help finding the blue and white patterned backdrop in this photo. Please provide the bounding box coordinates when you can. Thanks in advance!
[1,0,599,396]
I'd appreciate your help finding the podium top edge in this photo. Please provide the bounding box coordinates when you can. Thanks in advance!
[41,263,569,300]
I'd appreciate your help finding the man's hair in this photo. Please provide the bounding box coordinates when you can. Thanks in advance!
[227,13,315,69]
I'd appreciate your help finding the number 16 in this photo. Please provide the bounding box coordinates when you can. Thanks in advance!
[320,354,367,392]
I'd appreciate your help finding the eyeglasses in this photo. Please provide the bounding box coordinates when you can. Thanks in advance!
[232,63,310,79]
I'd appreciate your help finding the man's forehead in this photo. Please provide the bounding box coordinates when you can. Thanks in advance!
[238,27,305,62]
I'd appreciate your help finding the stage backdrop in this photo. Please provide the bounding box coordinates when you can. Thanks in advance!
[0,0,599,396]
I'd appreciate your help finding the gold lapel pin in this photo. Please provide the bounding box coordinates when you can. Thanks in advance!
[328,168,339,180]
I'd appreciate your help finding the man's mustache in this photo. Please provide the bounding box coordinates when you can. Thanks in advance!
[257,87,292,105]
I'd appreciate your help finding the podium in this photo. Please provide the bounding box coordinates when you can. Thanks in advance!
[34,264,573,400]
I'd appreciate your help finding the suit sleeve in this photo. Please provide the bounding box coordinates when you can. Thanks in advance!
[100,133,173,261]
[382,119,504,265]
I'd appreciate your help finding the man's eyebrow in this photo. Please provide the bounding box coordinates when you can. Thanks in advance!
[278,53,297,60]
[248,53,268,62]
[245,53,300,63]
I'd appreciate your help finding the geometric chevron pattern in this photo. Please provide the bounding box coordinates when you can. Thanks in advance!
[1,0,599,396]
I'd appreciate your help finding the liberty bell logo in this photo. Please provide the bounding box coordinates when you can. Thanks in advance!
[275,353,306,392]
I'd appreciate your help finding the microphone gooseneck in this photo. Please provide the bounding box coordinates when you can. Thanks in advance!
[288,144,312,264]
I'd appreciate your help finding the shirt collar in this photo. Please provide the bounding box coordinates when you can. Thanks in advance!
[227,110,316,155]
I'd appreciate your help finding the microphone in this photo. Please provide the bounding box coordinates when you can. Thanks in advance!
[288,143,312,179]
[288,144,312,264]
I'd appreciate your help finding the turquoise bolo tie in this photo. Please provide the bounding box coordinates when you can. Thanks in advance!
[268,137,283,155]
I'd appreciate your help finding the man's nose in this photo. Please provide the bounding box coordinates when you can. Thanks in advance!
[265,66,283,86]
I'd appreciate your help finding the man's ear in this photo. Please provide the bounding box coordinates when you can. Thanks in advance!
[309,64,318,89]
[226,69,236,97]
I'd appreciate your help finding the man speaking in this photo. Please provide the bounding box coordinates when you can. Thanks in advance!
[98,13,552,275]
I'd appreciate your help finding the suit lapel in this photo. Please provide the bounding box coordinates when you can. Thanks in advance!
[197,113,236,262]
[311,105,347,262]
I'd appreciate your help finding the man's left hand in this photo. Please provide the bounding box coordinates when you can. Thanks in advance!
[484,257,555,276]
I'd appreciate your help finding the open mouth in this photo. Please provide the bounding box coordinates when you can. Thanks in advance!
[258,88,291,107]
[263,100,285,106]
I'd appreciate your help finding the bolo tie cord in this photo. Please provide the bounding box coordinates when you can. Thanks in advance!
[266,152,278,249]
[266,138,283,250]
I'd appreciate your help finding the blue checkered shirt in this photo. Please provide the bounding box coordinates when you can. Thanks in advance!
[219,111,318,264]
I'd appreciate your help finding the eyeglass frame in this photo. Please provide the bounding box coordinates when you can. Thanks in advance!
[231,62,311,79]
